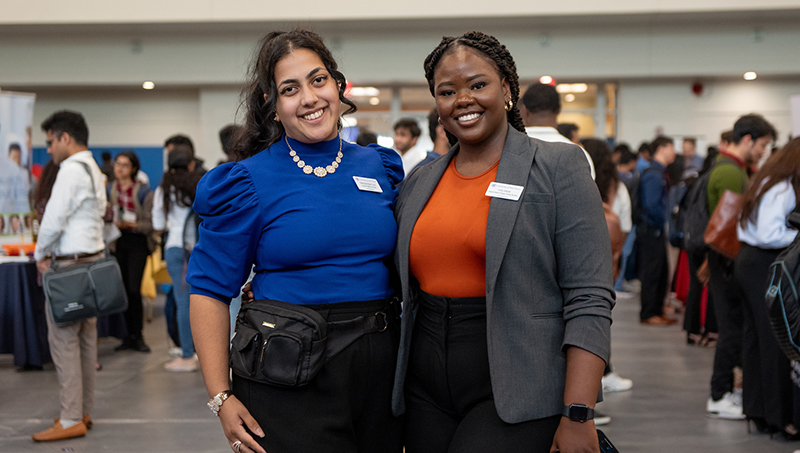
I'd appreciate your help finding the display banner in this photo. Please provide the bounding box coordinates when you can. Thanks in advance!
[0,91,35,247]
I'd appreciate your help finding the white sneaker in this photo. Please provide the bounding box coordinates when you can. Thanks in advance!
[164,356,199,372]
[594,412,611,426]
[706,392,745,419]
[168,347,182,358]
[602,372,633,393]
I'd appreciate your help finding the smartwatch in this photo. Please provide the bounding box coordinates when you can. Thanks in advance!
[562,403,595,423]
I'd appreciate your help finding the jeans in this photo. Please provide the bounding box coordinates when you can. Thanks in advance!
[164,247,194,358]
[615,226,637,291]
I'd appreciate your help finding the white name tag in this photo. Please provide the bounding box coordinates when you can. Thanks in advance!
[122,211,137,223]
[485,182,524,201]
[353,176,383,193]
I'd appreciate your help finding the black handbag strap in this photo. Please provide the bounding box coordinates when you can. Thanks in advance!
[789,201,800,230]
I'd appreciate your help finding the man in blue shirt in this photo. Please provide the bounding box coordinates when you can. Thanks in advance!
[635,142,653,174]
[636,136,677,325]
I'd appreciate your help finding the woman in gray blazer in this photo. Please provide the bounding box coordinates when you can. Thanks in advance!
[393,32,615,453]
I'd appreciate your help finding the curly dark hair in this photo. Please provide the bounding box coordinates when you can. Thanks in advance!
[233,29,357,161]
[423,31,525,145]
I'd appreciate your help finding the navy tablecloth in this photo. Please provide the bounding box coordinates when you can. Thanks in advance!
[0,261,50,368]
[0,261,127,368]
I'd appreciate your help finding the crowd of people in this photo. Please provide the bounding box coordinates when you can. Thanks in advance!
[22,27,800,453]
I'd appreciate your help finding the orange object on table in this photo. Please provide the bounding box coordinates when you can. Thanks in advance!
[1,243,36,256]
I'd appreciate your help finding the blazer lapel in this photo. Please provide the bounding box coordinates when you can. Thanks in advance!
[396,147,456,302]
[485,128,537,299]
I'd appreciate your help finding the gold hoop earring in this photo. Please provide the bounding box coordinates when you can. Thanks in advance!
[505,99,513,112]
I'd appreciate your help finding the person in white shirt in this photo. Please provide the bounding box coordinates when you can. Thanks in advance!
[520,83,596,180]
[734,137,800,436]
[152,145,201,372]
[393,118,427,175]
[32,111,105,442]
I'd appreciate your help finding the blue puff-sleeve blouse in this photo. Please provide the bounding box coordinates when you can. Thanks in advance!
[186,134,403,305]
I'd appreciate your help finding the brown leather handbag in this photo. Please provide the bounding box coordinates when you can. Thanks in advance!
[704,189,743,259]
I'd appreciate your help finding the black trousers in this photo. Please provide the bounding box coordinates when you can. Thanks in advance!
[114,232,150,340]
[735,244,793,426]
[404,291,560,453]
[683,248,718,336]
[636,225,668,321]
[232,299,403,453]
[707,250,744,401]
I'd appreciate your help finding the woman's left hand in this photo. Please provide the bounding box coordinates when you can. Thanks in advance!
[549,417,600,453]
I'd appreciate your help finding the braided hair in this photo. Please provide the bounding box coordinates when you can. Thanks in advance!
[233,29,357,161]
[423,31,526,145]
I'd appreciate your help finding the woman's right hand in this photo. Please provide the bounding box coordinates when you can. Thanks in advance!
[219,395,267,453]
[241,282,255,305]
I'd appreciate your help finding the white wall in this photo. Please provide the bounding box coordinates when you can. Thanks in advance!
[617,79,800,148]
[4,0,799,24]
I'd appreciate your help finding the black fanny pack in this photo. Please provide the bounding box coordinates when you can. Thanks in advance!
[230,298,398,387]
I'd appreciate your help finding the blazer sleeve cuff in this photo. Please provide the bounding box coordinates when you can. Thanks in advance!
[562,314,612,364]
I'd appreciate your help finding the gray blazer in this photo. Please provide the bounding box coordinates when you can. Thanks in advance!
[391,127,615,424]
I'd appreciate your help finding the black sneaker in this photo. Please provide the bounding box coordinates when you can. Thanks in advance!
[114,339,133,351]
[131,338,151,353]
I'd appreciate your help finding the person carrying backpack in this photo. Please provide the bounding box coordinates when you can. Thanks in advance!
[705,114,775,420]
[152,144,202,371]
[735,137,799,436]
[635,136,678,325]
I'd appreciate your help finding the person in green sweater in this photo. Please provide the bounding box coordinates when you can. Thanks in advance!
[705,113,775,420]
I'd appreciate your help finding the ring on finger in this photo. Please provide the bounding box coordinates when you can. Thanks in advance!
[232,440,242,452]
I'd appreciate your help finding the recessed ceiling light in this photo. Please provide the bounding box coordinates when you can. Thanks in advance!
[142,81,155,90]
[539,76,554,85]
[369,97,380,105]
[743,72,757,81]
[350,87,380,97]
[564,94,576,102]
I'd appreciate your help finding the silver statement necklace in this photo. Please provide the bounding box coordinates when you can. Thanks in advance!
[285,135,343,178]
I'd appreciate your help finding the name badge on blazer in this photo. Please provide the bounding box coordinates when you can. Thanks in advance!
[485,182,524,201]
[353,176,383,193]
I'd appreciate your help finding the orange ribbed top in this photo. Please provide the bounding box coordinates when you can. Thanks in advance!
[409,158,498,297]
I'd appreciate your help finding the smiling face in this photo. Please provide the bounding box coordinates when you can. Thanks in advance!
[432,46,510,150]
[273,48,340,144]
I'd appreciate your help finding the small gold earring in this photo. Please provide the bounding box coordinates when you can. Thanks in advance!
[505,99,513,112]
[437,117,442,125]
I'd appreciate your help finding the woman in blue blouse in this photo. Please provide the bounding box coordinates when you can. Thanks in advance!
[186,30,403,453]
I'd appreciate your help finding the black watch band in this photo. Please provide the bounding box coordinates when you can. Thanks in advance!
[562,404,595,422]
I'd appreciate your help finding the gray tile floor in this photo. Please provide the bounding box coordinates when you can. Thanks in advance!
[1,293,799,452]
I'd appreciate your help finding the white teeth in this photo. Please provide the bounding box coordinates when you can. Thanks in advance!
[457,113,480,122]
[303,109,323,120]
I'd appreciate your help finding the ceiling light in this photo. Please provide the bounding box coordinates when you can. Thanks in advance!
[369,97,380,105]
[556,83,589,93]
[142,81,155,90]
[743,71,757,81]
[564,94,576,102]
[539,76,554,85]
[349,87,380,97]
[571,83,588,93]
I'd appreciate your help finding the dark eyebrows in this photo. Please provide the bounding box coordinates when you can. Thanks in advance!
[436,73,488,91]
[278,67,326,88]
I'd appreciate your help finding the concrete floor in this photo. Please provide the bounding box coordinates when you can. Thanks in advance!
[1,293,799,452]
